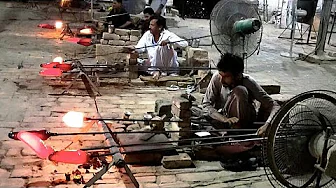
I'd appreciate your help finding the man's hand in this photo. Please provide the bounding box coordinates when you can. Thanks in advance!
[123,45,135,53]
[155,8,162,15]
[155,4,164,15]
[222,117,239,125]
[160,40,169,46]
[257,122,269,137]
[152,71,160,80]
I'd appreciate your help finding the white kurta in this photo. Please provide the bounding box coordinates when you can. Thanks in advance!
[135,30,188,74]
[147,0,167,16]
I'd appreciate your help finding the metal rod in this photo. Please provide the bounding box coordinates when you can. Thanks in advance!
[86,117,182,122]
[52,128,259,136]
[100,13,129,19]
[59,65,216,73]
[67,33,225,61]
[86,114,139,187]
[80,65,216,71]
[192,120,265,126]
[86,131,313,157]
[90,0,93,20]
[91,137,266,157]
[81,133,258,151]
[82,131,311,152]
[315,0,333,55]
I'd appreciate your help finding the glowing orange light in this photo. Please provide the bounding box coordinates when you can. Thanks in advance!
[60,0,71,7]
[55,21,63,30]
[79,28,93,35]
[53,57,63,63]
[63,111,85,128]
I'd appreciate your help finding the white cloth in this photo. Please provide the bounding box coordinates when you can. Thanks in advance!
[135,30,188,73]
[147,0,167,16]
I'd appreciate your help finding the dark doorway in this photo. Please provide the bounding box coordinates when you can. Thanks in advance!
[173,0,221,19]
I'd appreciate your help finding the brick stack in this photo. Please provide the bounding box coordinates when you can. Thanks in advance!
[96,28,141,79]
[171,96,192,141]
[186,47,210,77]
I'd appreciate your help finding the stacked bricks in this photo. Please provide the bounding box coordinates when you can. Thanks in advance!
[186,47,210,77]
[96,28,141,79]
[171,96,192,140]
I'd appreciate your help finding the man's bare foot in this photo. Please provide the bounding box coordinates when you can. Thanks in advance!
[152,71,160,80]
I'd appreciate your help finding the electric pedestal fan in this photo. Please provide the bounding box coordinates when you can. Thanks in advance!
[210,1,336,187]
[210,0,262,59]
[263,90,336,188]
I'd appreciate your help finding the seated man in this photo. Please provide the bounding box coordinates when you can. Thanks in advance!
[106,0,133,29]
[203,53,279,132]
[134,15,188,78]
[202,53,280,170]
[139,7,155,35]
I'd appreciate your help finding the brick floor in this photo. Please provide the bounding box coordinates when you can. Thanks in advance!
[1,2,336,188]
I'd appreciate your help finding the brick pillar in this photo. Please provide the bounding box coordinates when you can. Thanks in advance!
[171,96,192,143]
[96,29,141,80]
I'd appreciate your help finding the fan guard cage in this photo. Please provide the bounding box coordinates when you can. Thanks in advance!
[263,90,336,188]
[210,0,262,58]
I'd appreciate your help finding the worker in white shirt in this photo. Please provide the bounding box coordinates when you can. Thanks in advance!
[146,0,167,16]
[126,15,188,78]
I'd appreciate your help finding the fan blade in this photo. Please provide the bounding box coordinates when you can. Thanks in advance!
[17,131,54,159]
[49,150,89,164]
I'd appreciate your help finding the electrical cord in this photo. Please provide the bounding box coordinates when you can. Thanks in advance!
[296,17,325,62]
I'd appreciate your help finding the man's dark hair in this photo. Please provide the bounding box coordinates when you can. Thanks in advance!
[150,15,167,30]
[143,7,154,15]
[217,53,244,76]
[115,0,122,3]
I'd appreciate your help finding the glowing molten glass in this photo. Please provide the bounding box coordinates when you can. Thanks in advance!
[56,63,72,71]
[49,150,89,164]
[63,111,85,128]
[39,68,63,77]
[17,131,54,159]
[40,62,60,68]
[9,130,50,140]
[79,28,93,35]
[77,38,93,46]
[55,21,63,29]
[53,57,63,64]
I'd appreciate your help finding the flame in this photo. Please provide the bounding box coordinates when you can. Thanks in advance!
[60,0,71,7]
[63,111,85,128]
[53,57,63,64]
[55,21,63,30]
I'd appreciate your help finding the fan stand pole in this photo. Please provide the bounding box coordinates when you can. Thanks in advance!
[314,127,332,187]
[280,0,298,58]
[242,36,248,72]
